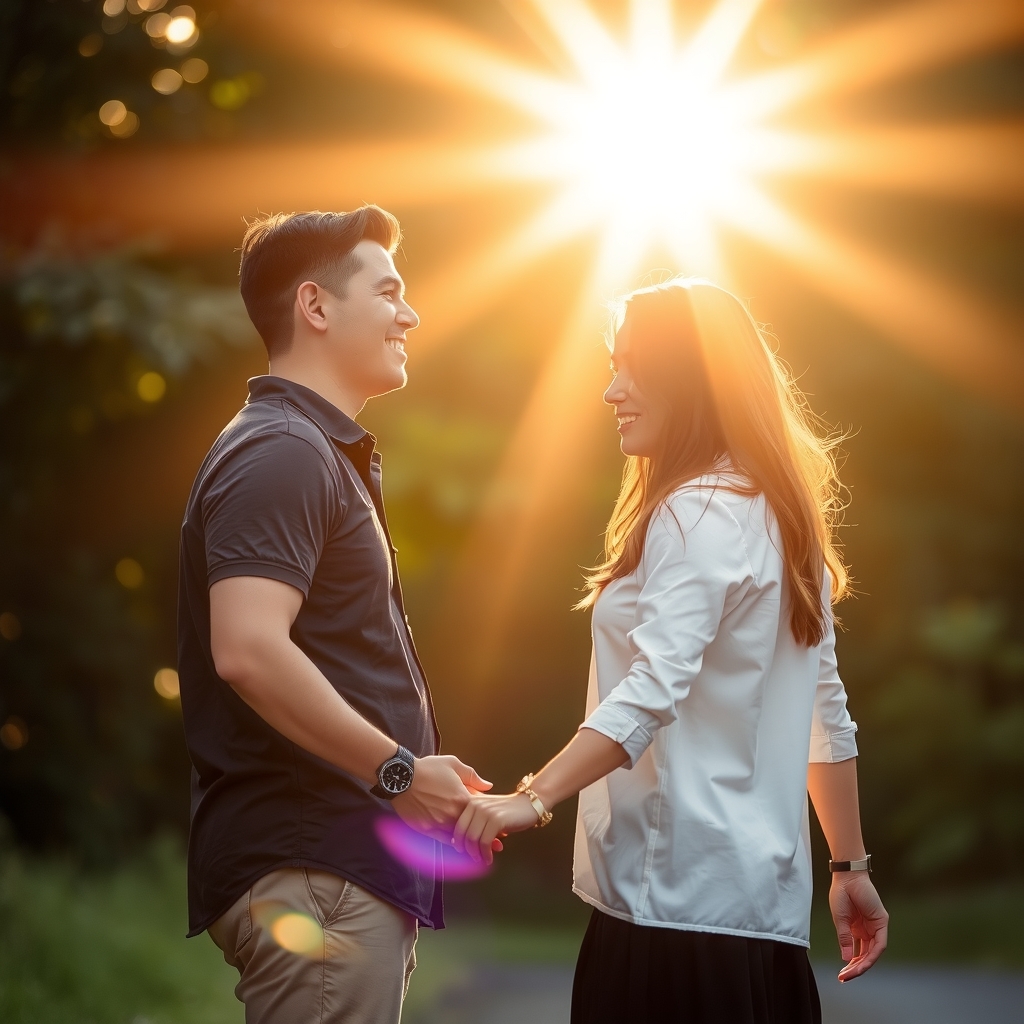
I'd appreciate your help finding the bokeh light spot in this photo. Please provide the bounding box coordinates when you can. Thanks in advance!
[137,371,167,402]
[271,913,323,956]
[0,612,22,641]
[115,558,145,589]
[98,100,127,126]
[165,15,197,45]
[109,111,140,138]
[138,0,167,10]
[180,57,208,83]
[145,12,171,38]
[375,815,490,881]
[0,718,28,751]
[78,34,103,57]
[102,0,126,15]
[152,68,183,95]
[154,668,180,700]
[210,78,249,111]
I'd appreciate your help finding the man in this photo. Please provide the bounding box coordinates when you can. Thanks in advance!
[177,206,488,1023]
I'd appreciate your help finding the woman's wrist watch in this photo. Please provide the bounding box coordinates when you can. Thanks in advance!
[516,773,553,828]
[371,745,415,799]
[828,854,872,873]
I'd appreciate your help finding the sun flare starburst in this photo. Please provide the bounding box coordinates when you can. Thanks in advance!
[11,0,1024,691]
[496,0,785,283]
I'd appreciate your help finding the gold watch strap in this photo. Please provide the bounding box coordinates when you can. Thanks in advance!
[516,773,553,828]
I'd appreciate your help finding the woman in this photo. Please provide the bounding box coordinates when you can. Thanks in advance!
[453,279,888,1023]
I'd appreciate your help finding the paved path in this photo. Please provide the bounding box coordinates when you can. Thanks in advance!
[408,962,1024,1023]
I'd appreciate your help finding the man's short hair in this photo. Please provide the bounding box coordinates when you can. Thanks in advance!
[239,206,401,356]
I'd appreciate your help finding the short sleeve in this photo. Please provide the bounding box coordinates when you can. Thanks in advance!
[202,432,339,597]
[581,491,754,767]
[808,571,859,763]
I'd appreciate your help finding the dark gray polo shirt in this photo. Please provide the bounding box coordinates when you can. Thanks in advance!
[177,375,442,936]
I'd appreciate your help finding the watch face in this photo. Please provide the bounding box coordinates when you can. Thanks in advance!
[380,758,414,794]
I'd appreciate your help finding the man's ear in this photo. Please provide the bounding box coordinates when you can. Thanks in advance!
[295,281,328,334]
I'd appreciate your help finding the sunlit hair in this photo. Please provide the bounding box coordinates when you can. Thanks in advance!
[579,278,848,646]
[238,205,401,357]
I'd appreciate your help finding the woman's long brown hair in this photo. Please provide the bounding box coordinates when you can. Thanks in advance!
[579,279,848,646]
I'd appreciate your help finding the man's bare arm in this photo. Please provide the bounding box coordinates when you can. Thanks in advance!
[209,575,489,834]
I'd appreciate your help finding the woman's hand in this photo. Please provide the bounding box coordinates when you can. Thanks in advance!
[830,872,888,982]
[452,792,541,864]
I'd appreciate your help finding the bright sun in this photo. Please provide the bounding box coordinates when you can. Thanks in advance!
[490,0,809,287]
[537,4,760,280]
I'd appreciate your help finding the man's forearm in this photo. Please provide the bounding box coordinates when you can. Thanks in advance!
[222,635,395,785]
[807,758,867,861]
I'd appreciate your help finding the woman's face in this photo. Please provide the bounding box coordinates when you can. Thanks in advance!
[603,317,669,457]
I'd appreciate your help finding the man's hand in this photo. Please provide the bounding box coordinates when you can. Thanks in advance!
[392,755,491,838]
[831,872,888,982]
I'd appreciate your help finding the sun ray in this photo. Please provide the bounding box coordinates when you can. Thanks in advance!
[444,275,611,692]
[725,190,1024,413]
[10,0,1017,428]
[523,0,627,90]
[3,137,547,250]
[729,0,1024,121]
[627,0,675,65]
[792,122,1024,206]
[230,0,576,123]
[676,0,763,91]
[409,189,605,351]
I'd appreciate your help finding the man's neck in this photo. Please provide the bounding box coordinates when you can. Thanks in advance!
[267,358,366,421]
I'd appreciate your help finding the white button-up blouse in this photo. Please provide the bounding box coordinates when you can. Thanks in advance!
[573,472,858,947]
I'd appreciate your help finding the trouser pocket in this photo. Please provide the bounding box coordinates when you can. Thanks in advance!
[303,867,350,926]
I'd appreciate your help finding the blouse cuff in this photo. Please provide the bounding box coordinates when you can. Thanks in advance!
[808,724,859,764]
[580,702,656,768]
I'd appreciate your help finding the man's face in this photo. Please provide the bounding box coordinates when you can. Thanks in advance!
[322,239,419,399]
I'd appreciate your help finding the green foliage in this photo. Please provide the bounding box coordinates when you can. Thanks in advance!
[0,251,256,859]
[369,410,506,575]
[1,0,265,147]
[862,598,1024,880]
[0,840,239,1024]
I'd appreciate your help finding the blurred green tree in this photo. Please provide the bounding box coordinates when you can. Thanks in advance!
[0,250,255,859]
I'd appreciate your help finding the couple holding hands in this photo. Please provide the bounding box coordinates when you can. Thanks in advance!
[177,205,887,1024]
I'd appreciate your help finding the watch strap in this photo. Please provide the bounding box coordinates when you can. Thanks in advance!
[829,854,872,873]
[371,745,415,799]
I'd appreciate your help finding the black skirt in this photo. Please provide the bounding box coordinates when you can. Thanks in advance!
[571,909,821,1024]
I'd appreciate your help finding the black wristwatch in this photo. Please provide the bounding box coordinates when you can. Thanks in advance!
[370,745,415,800]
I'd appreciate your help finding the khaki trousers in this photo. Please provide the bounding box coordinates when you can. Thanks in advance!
[208,868,417,1024]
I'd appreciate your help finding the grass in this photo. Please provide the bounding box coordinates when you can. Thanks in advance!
[1,844,1021,1023]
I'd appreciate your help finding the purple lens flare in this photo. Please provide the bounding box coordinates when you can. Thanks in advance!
[375,815,491,881]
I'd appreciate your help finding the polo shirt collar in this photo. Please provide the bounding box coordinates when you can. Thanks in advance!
[246,375,368,446]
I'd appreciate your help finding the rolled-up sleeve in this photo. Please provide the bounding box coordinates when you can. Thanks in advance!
[582,492,753,767]
[808,571,858,763]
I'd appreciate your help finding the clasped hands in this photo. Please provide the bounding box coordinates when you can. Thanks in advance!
[390,753,539,862]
